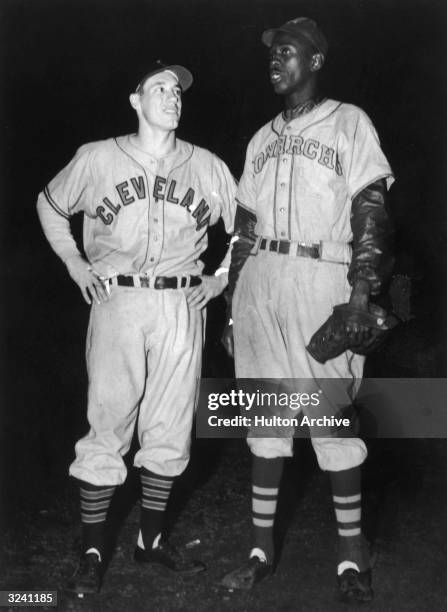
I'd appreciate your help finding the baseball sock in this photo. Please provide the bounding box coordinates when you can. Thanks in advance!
[329,467,369,574]
[79,481,116,560]
[139,468,174,550]
[251,455,284,564]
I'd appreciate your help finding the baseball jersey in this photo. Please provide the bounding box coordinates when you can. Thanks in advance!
[37,136,236,278]
[236,99,394,247]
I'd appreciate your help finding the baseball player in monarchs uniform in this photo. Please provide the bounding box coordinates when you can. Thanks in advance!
[37,61,236,595]
[221,19,394,602]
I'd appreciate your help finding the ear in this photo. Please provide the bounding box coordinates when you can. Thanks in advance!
[129,92,140,111]
[310,53,324,72]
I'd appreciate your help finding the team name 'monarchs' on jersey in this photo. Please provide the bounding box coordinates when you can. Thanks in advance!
[253,134,343,176]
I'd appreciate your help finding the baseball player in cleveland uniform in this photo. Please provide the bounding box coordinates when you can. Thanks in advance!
[221,19,394,603]
[37,61,236,596]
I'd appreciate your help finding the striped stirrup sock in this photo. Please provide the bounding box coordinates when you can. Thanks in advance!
[140,468,174,550]
[79,482,116,555]
[251,456,284,563]
[329,467,369,573]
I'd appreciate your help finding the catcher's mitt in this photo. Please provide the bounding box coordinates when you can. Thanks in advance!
[306,303,399,364]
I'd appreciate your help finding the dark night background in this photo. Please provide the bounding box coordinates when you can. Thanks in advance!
[1,0,447,609]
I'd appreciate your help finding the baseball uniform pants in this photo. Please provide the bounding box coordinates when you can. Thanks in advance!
[233,251,367,471]
[69,285,204,485]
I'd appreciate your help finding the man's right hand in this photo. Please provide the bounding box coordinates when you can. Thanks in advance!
[65,254,109,305]
[221,319,234,358]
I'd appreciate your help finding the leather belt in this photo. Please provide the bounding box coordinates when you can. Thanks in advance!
[112,275,202,289]
[259,238,320,259]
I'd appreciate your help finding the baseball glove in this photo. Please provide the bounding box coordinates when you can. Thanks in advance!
[306,303,399,364]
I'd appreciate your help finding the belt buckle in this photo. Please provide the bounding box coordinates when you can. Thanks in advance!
[140,276,150,288]
[269,240,278,253]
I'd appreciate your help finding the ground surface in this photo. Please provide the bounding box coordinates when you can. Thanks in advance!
[1,291,447,611]
[1,435,447,612]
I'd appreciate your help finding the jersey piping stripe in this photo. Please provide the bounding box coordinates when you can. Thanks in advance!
[273,144,280,236]
[114,139,155,271]
[270,118,281,137]
[114,138,148,171]
[273,101,343,137]
[114,137,194,173]
[44,187,70,220]
[288,154,294,240]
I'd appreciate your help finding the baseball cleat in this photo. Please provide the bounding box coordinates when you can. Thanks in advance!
[221,556,273,590]
[134,540,206,575]
[66,552,102,596]
[337,568,373,603]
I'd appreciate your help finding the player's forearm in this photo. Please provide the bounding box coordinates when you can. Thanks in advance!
[37,195,81,263]
[348,179,394,296]
[227,205,257,303]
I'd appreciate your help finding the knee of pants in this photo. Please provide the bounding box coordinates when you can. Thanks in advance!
[311,437,367,471]
[247,436,294,459]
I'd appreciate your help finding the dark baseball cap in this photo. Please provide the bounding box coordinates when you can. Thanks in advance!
[262,17,328,58]
[136,60,193,92]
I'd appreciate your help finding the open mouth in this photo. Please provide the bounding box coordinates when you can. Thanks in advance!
[270,71,282,84]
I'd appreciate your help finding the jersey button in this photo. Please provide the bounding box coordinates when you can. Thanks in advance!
[279,207,285,212]
[280,182,286,188]
[153,218,158,223]
[150,257,155,262]
[282,158,288,163]
[280,231,286,237]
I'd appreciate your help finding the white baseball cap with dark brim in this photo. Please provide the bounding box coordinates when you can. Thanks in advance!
[136,60,193,92]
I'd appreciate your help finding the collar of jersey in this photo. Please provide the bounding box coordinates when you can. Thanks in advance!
[115,135,193,173]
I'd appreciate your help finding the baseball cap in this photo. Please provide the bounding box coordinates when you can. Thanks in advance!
[262,17,328,59]
[136,60,193,92]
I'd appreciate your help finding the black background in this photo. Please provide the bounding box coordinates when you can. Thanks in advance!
[0,0,447,502]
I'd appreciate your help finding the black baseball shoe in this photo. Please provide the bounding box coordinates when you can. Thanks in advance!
[337,567,373,603]
[134,540,206,576]
[66,552,102,596]
[220,556,273,590]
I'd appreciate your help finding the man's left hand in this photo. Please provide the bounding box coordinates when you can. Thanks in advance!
[186,275,226,310]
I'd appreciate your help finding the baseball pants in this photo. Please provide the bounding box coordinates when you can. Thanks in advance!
[70,285,204,485]
[233,251,367,471]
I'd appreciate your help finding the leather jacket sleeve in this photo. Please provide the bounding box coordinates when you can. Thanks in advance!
[348,178,394,296]
[227,204,257,301]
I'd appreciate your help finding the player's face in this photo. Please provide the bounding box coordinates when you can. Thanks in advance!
[136,71,182,131]
[269,32,317,97]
